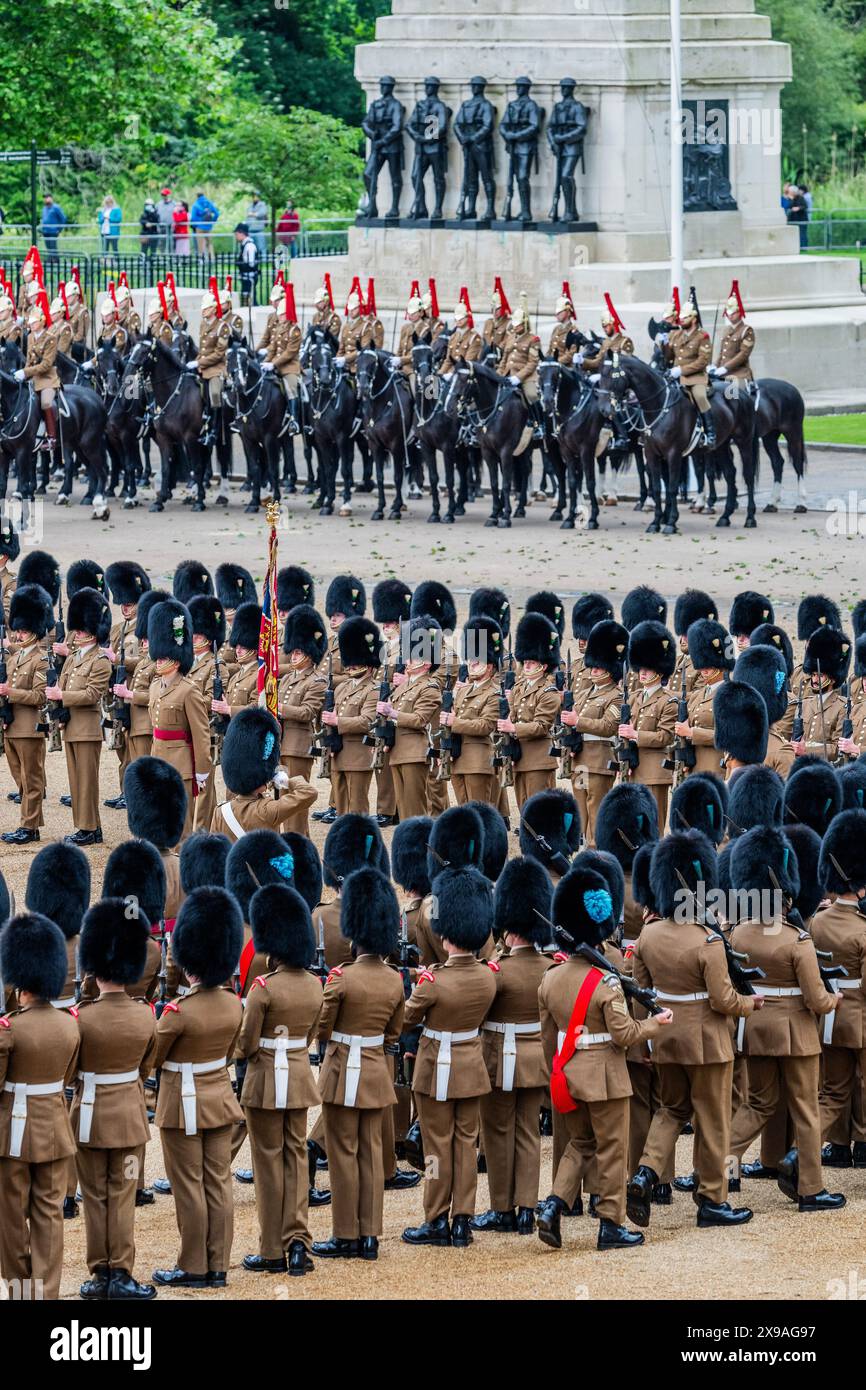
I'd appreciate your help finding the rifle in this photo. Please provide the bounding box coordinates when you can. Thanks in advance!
[0,618,14,754]
[548,658,568,773]
[364,670,395,771]
[664,664,696,785]
[836,680,853,766]
[43,609,70,746]
[520,813,572,877]
[557,651,584,777]
[317,655,343,778]
[428,669,457,781]
[673,869,765,994]
[104,617,131,750]
[210,640,230,767]
[533,909,665,1015]
[610,658,639,781]
[815,659,830,760]
[492,662,520,789]
[792,678,805,744]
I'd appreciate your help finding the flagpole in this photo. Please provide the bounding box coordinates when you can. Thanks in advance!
[670,0,684,301]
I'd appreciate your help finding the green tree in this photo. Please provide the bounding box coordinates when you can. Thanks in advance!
[762,0,859,170]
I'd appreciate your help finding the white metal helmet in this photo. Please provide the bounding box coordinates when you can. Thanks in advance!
[49,296,66,322]
[220,288,234,315]
[679,301,697,322]
[313,285,329,306]
[65,278,81,301]
[269,282,283,305]
[21,261,35,282]
[555,294,573,316]
[100,298,117,321]
[454,301,468,323]
[147,296,164,320]
[27,301,46,327]
[200,290,219,315]
[406,294,424,316]
[26,279,42,303]
[0,294,14,319]
[115,282,131,304]
[346,290,362,314]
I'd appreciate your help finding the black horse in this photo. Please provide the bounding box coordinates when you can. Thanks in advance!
[307,340,356,517]
[538,360,608,529]
[356,349,414,521]
[225,343,284,514]
[0,371,108,515]
[444,359,533,528]
[412,344,471,523]
[754,378,808,513]
[126,338,207,512]
[95,342,151,508]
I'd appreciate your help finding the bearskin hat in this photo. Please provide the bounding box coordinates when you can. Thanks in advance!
[572,592,614,641]
[465,801,508,882]
[628,621,677,680]
[784,761,842,836]
[172,559,213,604]
[249,883,315,969]
[216,563,256,610]
[856,635,866,680]
[622,585,666,631]
[400,615,443,672]
[729,826,799,904]
[727,764,784,836]
[0,869,11,928]
[820,809,866,895]
[229,601,262,653]
[172,887,243,988]
[729,590,774,637]
[733,645,789,726]
[749,623,794,678]
[410,580,456,632]
[325,573,365,619]
[280,834,323,912]
[67,587,111,645]
[105,561,150,607]
[669,773,726,844]
[469,587,510,639]
[674,589,718,636]
[372,578,412,625]
[514,612,560,670]
[180,833,230,893]
[147,598,193,674]
[713,681,768,764]
[428,804,484,876]
[25,843,90,941]
[340,866,400,957]
[188,595,226,648]
[8,583,53,639]
[572,849,625,926]
[853,601,866,642]
[221,707,281,795]
[282,603,327,663]
[584,619,628,681]
[0,913,68,999]
[430,866,494,951]
[785,823,826,920]
[226,830,306,921]
[461,615,503,669]
[595,783,658,870]
[839,760,866,813]
[391,816,434,897]
[519,788,581,868]
[630,843,658,914]
[124,757,187,849]
[135,588,170,642]
[323,813,388,889]
[494,857,553,944]
[338,615,381,669]
[79,899,150,986]
[552,865,616,950]
[102,840,166,927]
[526,591,565,638]
[797,594,842,642]
[17,550,60,604]
[67,559,105,598]
[0,517,20,562]
[803,627,852,689]
[687,619,734,672]
[277,565,314,613]
[650,830,718,919]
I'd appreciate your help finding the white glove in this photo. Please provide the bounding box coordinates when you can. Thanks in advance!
[256,348,267,358]
[576,350,585,364]
[260,360,274,372]
[272,768,289,791]
[13,369,24,382]
[389,356,402,372]
[509,375,521,386]
[657,332,669,345]
[81,361,95,373]
[441,370,453,381]
[335,356,346,368]
[195,773,209,791]
[670,366,682,379]
[715,365,728,377]
[185,360,199,372]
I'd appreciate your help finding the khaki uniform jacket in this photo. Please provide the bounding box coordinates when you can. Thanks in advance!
[0,1002,79,1161]
[499,330,540,384]
[730,918,835,1056]
[440,325,481,370]
[70,303,90,345]
[238,966,323,1109]
[187,650,215,703]
[23,327,60,391]
[129,653,155,736]
[389,672,441,764]
[154,985,244,1130]
[211,782,318,842]
[667,325,711,387]
[568,652,593,701]
[256,310,278,355]
[632,682,677,784]
[673,649,701,697]
[482,946,550,1089]
[539,957,660,1102]
[148,674,211,781]
[414,895,495,967]
[279,664,327,757]
[632,917,756,1064]
[226,657,259,718]
[70,993,157,1148]
[686,679,725,777]
[547,319,577,366]
[398,320,423,373]
[217,639,238,680]
[109,619,140,677]
[313,900,353,971]
[5,638,47,736]
[810,900,866,1048]
[765,728,795,778]
[482,316,509,356]
[81,937,162,1006]
[198,317,230,380]
[331,671,378,772]
[312,307,342,340]
[318,956,404,1108]
[510,671,561,772]
[59,643,111,741]
[716,320,755,380]
[800,687,845,759]
[266,318,302,376]
[318,630,348,687]
[452,675,499,774]
[582,332,634,373]
[0,565,16,623]
[405,954,498,1099]
[573,678,621,774]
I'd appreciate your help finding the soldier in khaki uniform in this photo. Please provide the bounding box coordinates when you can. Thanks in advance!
[323,616,380,817]
[395,286,429,377]
[0,516,18,625]
[14,247,40,320]
[146,598,211,840]
[0,585,51,844]
[336,280,384,371]
[677,619,735,779]
[314,575,367,826]
[791,627,851,764]
[63,274,91,350]
[498,612,560,808]
[498,295,541,434]
[113,588,167,766]
[255,279,287,356]
[49,587,112,845]
[276,565,315,673]
[73,900,158,1301]
[838,632,866,760]
[186,595,226,833]
[17,292,60,454]
[409,580,458,818]
[482,277,511,359]
[619,620,678,828]
[714,281,754,382]
[569,594,614,697]
[0,290,22,351]
[411,807,495,967]
[439,293,482,372]
[402,866,498,1248]
[725,644,790,780]
[192,279,231,423]
[371,579,413,827]
[313,867,404,1261]
[212,564,254,678]
[152,888,244,1289]
[238,884,324,1277]
[261,282,302,430]
[546,285,578,365]
[114,280,142,341]
[580,297,634,372]
[309,280,341,342]
[664,298,715,446]
[672,590,717,697]
[377,614,443,820]
[278,603,327,834]
[104,561,150,808]
[0,913,80,1301]
[446,614,503,808]
[562,619,626,846]
[727,827,845,1212]
[211,707,317,843]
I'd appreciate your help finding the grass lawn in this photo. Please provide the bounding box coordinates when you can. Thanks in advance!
[803,413,866,445]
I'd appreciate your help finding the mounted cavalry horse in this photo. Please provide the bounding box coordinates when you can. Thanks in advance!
[0,366,108,518]
[412,342,472,523]
[537,359,608,530]
[224,342,285,514]
[93,341,147,508]
[125,337,208,512]
[355,348,415,521]
[444,358,534,528]
[305,338,356,518]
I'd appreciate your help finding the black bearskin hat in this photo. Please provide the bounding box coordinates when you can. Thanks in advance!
[0,913,67,999]
[323,813,388,889]
[105,560,150,607]
[172,560,213,604]
[17,550,60,604]
[135,588,170,642]
[188,595,226,648]
[727,764,784,835]
[526,590,565,638]
[552,865,616,950]
[856,635,866,680]
[749,623,794,678]
[0,517,20,562]
[372,578,412,625]
[102,839,166,927]
[649,830,717,919]
[337,616,381,668]
[461,615,503,669]
[8,584,53,639]
[400,615,443,672]
[249,883,315,968]
[341,866,400,956]
[733,645,788,725]
[797,594,842,642]
[68,587,111,645]
[428,804,484,876]
[216,563,256,610]
[221,707,281,795]
[628,620,677,680]
[465,801,508,882]
[674,589,718,637]
[584,619,628,681]
[469,587,510,639]
[572,849,625,927]
[785,823,825,920]
[572,592,613,641]
[282,603,328,663]
[729,826,799,904]
[281,833,323,912]
[622,585,666,631]
[147,598,193,674]
[820,809,866,895]
[229,601,262,653]
[226,829,306,922]
[277,565,314,613]
[687,619,734,672]
[668,772,726,844]
[631,843,658,914]
[519,788,581,869]
[494,857,553,945]
[325,573,365,618]
[595,782,658,870]
[514,612,560,670]
[180,833,231,893]
[784,761,842,836]
[79,899,150,985]
[803,627,852,689]
[853,600,866,642]
[411,580,456,632]
[25,842,90,941]
[714,681,768,764]
[172,887,243,988]
[839,760,866,813]
[430,866,494,951]
[391,817,434,897]
[729,590,774,637]
[67,559,105,598]
[124,757,187,849]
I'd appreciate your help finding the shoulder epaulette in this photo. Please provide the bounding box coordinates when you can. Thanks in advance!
[418,968,436,985]
[251,975,268,992]
[69,1006,79,1019]
[553,951,569,964]
[162,1001,180,1014]
[0,1016,10,1029]
[326,966,343,983]
[485,959,501,973]
[602,972,622,989]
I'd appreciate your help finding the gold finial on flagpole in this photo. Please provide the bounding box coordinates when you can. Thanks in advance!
[264,497,281,529]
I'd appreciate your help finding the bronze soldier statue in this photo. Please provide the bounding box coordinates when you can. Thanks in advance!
[455,77,497,222]
[407,77,451,221]
[362,76,405,220]
[547,79,589,223]
[499,77,542,224]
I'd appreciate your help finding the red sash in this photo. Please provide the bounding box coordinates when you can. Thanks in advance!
[153,728,197,796]
[550,967,604,1114]
[238,938,257,996]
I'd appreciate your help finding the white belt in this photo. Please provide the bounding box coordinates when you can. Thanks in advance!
[655,990,709,1003]
[77,1068,140,1144]
[482,1021,540,1092]
[581,733,608,743]
[175,985,191,998]
[4,1080,64,1158]
[823,978,862,1045]
[556,1030,612,1051]
[422,1027,479,1102]
[331,1031,385,1108]
[757,986,802,997]
[51,996,77,1010]
[259,1036,309,1109]
[220,801,246,841]
[162,1056,228,1135]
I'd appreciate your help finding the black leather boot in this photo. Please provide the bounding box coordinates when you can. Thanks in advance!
[470,1209,516,1233]
[821,1142,852,1168]
[402,1214,451,1247]
[798,1190,846,1212]
[516,1206,535,1235]
[626,1165,657,1228]
[359,1236,379,1260]
[536,1195,565,1250]
[289,1241,314,1276]
[597,1219,645,1250]
[742,1159,778,1179]
[311,1237,359,1259]
[696,1199,753,1228]
[80,1265,110,1300]
[242,1253,287,1273]
[652,1182,673,1205]
[777,1147,800,1202]
[107,1268,157,1301]
[700,409,717,449]
[450,1215,473,1246]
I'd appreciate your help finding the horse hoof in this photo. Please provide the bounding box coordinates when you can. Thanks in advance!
[704,504,716,515]
[149,502,164,513]
[548,510,563,522]
[645,523,660,534]
[560,519,575,530]
[359,481,375,494]
[303,485,315,496]
[371,510,384,521]
[285,485,297,495]
[715,516,731,528]
[244,503,259,515]
[192,502,206,513]
[443,514,455,525]
[497,518,511,530]
[93,508,109,521]
[587,519,599,531]
[762,504,778,514]
[454,506,465,517]
[105,488,116,499]
[122,498,136,510]
[794,504,807,514]
[427,513,441,524]
[744,517,757,529]
[662,524,677,535]
[319,506,333,517]
[484,518,497,528]
[54,494,70,507]
[339,506,352,518]
[387,509,402,521]
[633,501,645,512]
[514,507,526,519]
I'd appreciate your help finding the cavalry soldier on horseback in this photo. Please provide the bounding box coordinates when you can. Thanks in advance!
[14,292,59,455]
[16,246,42,319]
[497,292,543,439]
[96,294,129,354]
[421,280,445,340]
[261,281,302,434]
[663,295,716,447]
[115,278,141,342]
[581,296,634,371]
[146,287,175,346]
[396,283,427,377]
[713,279,755,385]
[257,279,287,357]
[190,278,231,446]
[310,277,341,341]
[483,277,511,359]
[547,282,578,366]
[0,289,22,347]
[439,290,481,373]
[337,278,369,373]
[48,294,74,356]
[64,273,90,350]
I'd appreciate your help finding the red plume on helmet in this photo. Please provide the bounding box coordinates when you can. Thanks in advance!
[118,271,129,289]
[59,282,70,320]
[224,274,233,293]
[108,280,118,307]
[275,269,286,288]
[407,279,420,318]
[728,278,745,319]
[561,280,573,305]
[603,293,625,333]
[323,272,334,310]
[458,286,474,329]
[492,276,511,317]
[71,264,82,293]
[157,282,169,321]
[427,277,440,320]
[26,245,44,279]
[34,289,51,323]
[671,286,681,322]
[208,274,222,317]
[345,275,363,316]
[365,277,376,317]
[284,281,297,322]
[164,271,179,315]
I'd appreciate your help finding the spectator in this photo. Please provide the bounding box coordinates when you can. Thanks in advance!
[246,192,268,256]
[173,199,190,256]
[787,185,808,250]
[156,188,175,251]
[801,183,813,215]
[41,194,67,258]
[780,183,793,214]
[276,200,300,258]
[98,194,122,254]
[234,222,258,304]
[139,199,159,258]
[190,191,220,258]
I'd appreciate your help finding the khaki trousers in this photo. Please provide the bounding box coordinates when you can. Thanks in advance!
[376,756,396,817]
[0,1156,66,1299]
[514,768,555,810]
[415,1091,481,1221]
[552,1096,630,1224]
[193,764,218,834]
[480,1085,544,1211]
[570,770,613,847]
[245,1106,311,1256]
[820,1045,865,1146]
[6,737,45,828]
[730,1053,822,1194]
[160,1123,234,1273]
[126,733,152,765]
[117,734,131,795]
[76,1144,138,1273]
[628,1060,672,1181]
[279,755,316,835]
[65,738,102,831]
[642,1060,733,1204]
[427,771,449,816]
[451,772,498,808]
[640,782,669,833]
[331,768,373,817]
[391,761,430,820]
[322,1101,386,1239]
